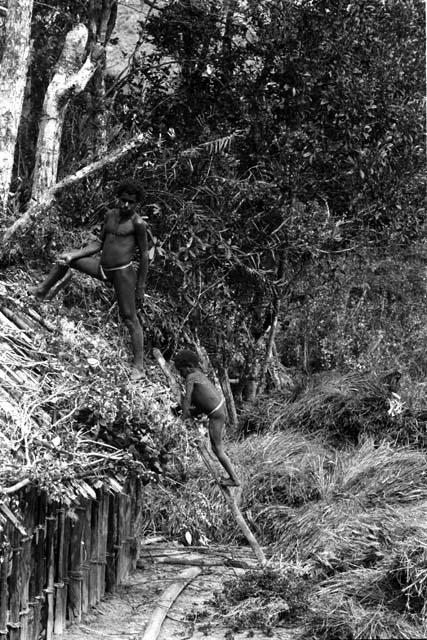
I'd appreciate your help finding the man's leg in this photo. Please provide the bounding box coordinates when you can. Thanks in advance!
[30,257,102,300]
[209,415,240,486]
[112,268,144,378]
[29,263,70,299]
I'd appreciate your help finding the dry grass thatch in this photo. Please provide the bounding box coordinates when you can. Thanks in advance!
[0,274,181,514]
[240,371,426,447]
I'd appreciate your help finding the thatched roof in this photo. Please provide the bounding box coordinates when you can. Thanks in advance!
[0,274,178,510]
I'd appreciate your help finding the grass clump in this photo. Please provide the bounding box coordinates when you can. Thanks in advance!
[214,565,310,633]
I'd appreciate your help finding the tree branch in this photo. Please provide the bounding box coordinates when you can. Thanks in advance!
[1,130,151,249]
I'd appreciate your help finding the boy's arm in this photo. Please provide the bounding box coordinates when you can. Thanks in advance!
[134,217,148,303]
[181,376,195,420]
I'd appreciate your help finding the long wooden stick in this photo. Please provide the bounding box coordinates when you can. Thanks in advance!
[197,443,266,566]
[141,566,201,640]
[152,349,266,567]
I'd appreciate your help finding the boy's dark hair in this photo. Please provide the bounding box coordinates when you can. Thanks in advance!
[174,350,200,368]
[116,180,143,202]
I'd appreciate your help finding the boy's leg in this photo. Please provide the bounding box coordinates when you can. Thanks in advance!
[209,415,240,486]
[111,267,144,378]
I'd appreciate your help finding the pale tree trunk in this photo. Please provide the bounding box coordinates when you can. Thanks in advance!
[88,0,117,156]
[31,24,100,201]
[1,129,151,250]
[0,0,34,214]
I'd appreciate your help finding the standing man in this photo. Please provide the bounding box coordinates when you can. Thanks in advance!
[30,180,148,380]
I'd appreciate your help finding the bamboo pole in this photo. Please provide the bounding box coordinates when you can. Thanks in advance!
[0,539,9,640]
[67,505,85,623]
[89,497,100,607]
[45,510,56,640]
[30,493,46,640]
[53,508,67,636]
[81,501,92,615]
[18,491,35,640]
[98,492,109,599]
[105,495,117,591]
[8,529,21,640]
[141,566,202,640]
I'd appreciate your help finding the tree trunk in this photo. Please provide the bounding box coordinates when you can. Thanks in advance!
[31,24,99,200]
[88,0,117,156]
[0,0,34,214]
[0,129,151,250]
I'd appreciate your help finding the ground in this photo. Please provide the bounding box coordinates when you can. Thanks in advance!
[60,544,301,640]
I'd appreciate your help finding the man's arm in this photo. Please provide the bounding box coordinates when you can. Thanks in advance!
[134,218,148,302]
[57,218,106,264]
[181,375,195,420]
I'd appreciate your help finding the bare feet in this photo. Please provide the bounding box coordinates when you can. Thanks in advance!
[28,286,47,300]
[219,477,240,488]
[129,367,145,382]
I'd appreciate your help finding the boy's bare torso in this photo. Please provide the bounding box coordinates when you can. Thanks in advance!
[101,210,140,268]
[186,370,222,414]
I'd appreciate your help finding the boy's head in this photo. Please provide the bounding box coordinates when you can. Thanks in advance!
[174,350,200,374]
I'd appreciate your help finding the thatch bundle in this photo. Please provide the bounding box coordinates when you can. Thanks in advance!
[305,596,427,640]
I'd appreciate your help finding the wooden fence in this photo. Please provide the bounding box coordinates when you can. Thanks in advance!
[0,480,144,639]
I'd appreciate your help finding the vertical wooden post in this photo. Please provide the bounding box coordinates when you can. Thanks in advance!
[45,508,56,640]
[98,492,109,599]
[81,501,92,615]
[89,497,100,608]
[8,528,21,640]
[105,494,117,592]
[67,504,85,624]
[29,491,46,640]
[0,537,10,640]
[18,490,35,640]
[53,508,67,636]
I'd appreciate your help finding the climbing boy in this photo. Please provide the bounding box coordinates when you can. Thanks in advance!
[174,350,240,487]
[29,180,148,381]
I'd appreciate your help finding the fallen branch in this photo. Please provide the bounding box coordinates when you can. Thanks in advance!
[141,566,202,640]
[138,554,251,569]
[0,501,27,535]
[0,478,30,495]
[1,130,151,248]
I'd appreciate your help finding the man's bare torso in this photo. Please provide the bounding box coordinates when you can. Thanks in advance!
[101,209,139,268]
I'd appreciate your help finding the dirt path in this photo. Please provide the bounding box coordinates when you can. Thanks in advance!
[60,545,300,640]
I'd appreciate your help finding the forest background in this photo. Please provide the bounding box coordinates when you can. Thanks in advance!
[0,1,426,638]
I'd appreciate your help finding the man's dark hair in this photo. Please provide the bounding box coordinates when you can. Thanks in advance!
[116,180,143,202]
[174,350,200,368]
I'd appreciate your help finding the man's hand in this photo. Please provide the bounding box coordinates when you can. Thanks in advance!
[56,251,77,265]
